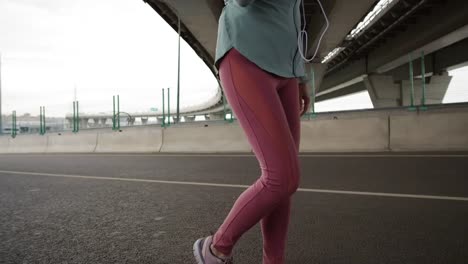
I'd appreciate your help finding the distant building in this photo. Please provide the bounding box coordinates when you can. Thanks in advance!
[1,114,66,135]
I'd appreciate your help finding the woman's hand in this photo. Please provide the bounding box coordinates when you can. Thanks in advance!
[299,82,311,117]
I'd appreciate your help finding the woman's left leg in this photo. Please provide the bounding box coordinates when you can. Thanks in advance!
[260,77,301,264]
[211,48,301,260]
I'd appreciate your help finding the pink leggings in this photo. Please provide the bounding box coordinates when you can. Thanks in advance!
[212,48,301,264]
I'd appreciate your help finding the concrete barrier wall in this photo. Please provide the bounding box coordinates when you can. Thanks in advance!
[46,132,98,153]
[300,117,389,152]
[8,135,48,153]
[160,123,251,153]
[0,136,9,154]
[1,110,467,154]
[95,128,163,153]
[390,113,468,151]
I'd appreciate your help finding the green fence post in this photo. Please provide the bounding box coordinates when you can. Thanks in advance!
[222,91,227,121]
[39,106,43,135]
[420,51,427,111]
[40,106,43,135]
[310,69,317,119]
[73,101,77,132]
[11,110,16,138]
[42,106,46,135]
[112,96,115,130]
[117,95,120,130]
[167,88,171,127]
[112,97,115,130]
[408,54,416,111]
[76,101,80,132]
[39,106,44,135]
[41,106,44,135]
[72,102,75,132]
[162,89,166,128]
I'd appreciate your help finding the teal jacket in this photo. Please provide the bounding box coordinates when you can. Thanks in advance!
[214,0,310,84]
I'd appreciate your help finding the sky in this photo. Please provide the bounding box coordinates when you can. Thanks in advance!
[0,0,218,117]
[0,0,467,117]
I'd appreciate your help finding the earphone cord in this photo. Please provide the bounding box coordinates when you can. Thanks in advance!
[298,0,330,63]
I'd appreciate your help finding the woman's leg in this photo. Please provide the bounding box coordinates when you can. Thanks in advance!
[211,48,301,261]
[260,77,301,264]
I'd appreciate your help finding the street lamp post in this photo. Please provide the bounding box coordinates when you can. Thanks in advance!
[176,16,181,124]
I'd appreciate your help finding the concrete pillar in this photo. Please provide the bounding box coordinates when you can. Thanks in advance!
[184,116,196,122]
[156,116,164,124]
[80,118,89,129]
[141,117,148,125]
[127,117,135,126]
[93,118,100,127]
[100,118,107,126]
[209,112,224,120]
[204,114,210,120]
[364,74,401,108]
[66,118,73,129]
[172,116,181,123]
[401,71,452,106]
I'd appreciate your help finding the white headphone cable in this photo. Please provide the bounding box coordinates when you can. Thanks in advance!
[298,0,330,63]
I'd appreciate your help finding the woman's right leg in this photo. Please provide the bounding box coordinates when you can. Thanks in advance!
[211,48,300,262]
[260,76,302,264]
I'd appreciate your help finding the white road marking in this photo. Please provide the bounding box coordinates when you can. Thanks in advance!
[0,153,466,158]
[297,188,468,201]
[1,170,467,202]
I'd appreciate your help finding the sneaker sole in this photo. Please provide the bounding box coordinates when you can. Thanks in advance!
[193,238,205,264]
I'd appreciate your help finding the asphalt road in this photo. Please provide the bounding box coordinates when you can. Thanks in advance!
[0,153,467,264]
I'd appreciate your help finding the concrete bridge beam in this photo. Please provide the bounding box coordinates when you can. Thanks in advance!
[184,116,196,122]
[364,74,401,108]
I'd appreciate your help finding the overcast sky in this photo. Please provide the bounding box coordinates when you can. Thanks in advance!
[0,0,467,117]
[0,0,218,117]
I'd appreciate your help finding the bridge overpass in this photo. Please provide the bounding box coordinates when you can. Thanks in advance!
[142,0,468,113]
[62,88,227,128]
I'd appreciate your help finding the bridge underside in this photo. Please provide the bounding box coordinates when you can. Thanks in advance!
[143,0,468,111]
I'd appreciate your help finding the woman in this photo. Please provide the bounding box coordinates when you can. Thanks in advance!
[193,0,311,263]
